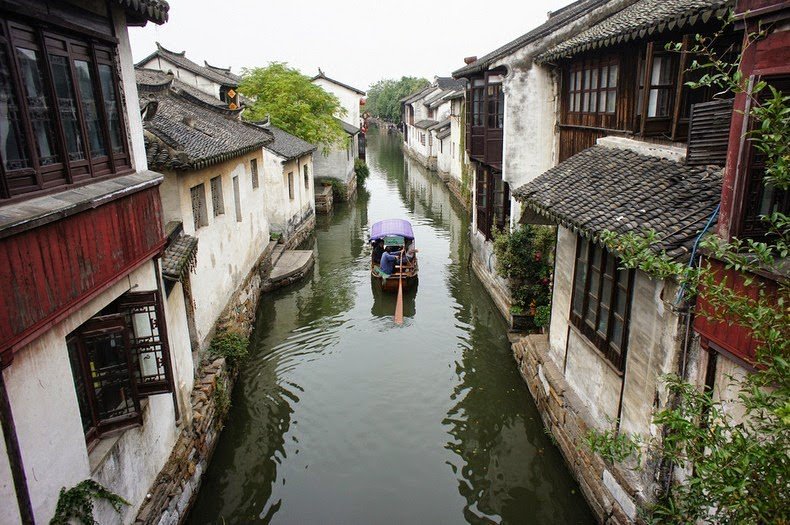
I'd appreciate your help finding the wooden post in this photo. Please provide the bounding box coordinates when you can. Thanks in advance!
[0,370,35,524]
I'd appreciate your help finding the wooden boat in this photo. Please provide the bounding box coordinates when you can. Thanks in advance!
[369,219,418,293]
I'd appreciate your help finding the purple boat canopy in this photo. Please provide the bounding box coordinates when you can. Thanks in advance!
[370,219,414,241]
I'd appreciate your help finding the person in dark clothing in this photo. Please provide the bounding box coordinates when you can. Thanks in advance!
[379,248,402,276]
[371,239,384,264]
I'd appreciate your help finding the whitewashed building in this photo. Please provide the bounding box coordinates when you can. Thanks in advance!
[138,69,274,353]
[136,42,242,109]
[310,69,366,199]
[259,123,317,246]
[0,2,203,524]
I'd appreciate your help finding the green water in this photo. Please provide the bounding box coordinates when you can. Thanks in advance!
[186,129,594,524]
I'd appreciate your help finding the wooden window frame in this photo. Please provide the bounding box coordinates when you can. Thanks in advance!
[190,183,208,230]
[210,175,224,216]
[486,81,505,128]
[737,75,790,239]
[287,171,294,200]
[475,168,509,240]
[303,163,309,189]
[0,16,132,201]
[570,238,634,371]
[67,290,174,449]
[567,56,619,116]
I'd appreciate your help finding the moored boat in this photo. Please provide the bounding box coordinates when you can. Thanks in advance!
[369,219,418,292]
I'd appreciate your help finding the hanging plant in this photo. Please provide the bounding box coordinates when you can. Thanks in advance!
[50,479,128,525]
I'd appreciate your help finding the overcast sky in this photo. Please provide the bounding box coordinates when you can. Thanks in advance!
[129,0,571,91]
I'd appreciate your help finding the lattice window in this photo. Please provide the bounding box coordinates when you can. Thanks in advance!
[67,290,174,447]
[190,183,208,229]
[210,175,224,216]
[0,17,131,200]
[288,171,294,200]
[570,238,634,371]
[568,58,618,114]
[303,164,309,189]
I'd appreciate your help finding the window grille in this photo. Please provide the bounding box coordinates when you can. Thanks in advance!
[210,176,224,216]
[190,183,208,229]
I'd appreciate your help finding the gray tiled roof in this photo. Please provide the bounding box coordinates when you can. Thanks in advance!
[311,69,366,95]
[538,0,730,62]
[337,118,360,135]
[414,119,438,129]
[116,0,169,24]
[454,0,608,77]
[204,61,242,83]
[423,90,447,107]
[161,234,198,281]
[436,77,465,90]
[428,118,450,131]
[428,89,463,109]
[136,68,225,108]
[136,43,239,86]
[400,85,434,104]
[138,77,273,171]
[436,128,452,140]
[261,124,316,160]
[513,145,722,260]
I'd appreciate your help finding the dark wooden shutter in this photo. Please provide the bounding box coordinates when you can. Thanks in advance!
[686,99,733,166]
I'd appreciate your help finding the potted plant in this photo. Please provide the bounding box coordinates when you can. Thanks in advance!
[493,225,555,333]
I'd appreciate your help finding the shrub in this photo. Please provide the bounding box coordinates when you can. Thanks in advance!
[354,158,369,182]
[209,329,249,368]
[492,225,555,318]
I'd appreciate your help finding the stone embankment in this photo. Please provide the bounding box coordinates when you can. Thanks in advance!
[512,334,643,525]
[134,358,232,525]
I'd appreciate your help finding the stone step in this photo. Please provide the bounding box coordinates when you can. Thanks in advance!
[269,249,314,284]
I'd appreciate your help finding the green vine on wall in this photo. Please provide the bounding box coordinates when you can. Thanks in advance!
[50,480,128,525]
[458,107,472,206]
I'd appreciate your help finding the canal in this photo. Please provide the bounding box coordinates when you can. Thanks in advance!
[187,129,594,524]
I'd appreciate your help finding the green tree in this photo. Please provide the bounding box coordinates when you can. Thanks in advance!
[239,62,347,151]
[587,15,789,524]
[366,76,430,122]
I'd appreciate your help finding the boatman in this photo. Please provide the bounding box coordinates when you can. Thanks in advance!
[379,248,402,278]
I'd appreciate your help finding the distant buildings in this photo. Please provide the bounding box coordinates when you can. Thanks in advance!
[311,69,366,200]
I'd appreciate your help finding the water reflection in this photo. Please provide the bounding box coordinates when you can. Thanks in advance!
[186,127,593,524]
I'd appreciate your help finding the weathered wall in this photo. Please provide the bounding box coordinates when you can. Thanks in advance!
[312,77,362,130]
[313,145,356,199]
[262,149,315,241]
[138,56,221,100]
[158,152,270,350]
[113,5,147,172]
[549,226,683,439]
[513,335,643,524]
[469,229,512,322]
[0,262,192,525]
[134,358,232,525]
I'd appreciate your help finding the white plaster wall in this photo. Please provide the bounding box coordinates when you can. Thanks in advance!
[313,143,354,185]
[312,78,362,129]
[1,262,183,524]
[437,135,451,174]
[549,227,684,435]
[112,5,147,172]
[449,98,464,184]
[548,226,575,368]
[138,56,222,100]
[0,423,21,525]
[262,149,314,236]
[159,152,270,348]
[618,274,682,438]
[162,279,195,420]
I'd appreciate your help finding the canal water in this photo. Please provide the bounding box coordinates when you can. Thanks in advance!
[187,129,593,524]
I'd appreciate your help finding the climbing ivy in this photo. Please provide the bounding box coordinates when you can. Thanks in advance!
[50,480,128,525]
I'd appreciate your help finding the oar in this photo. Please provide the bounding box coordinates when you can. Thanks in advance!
[394,252,404,325]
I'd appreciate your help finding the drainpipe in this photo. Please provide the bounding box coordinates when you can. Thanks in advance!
[0,369,35,524]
